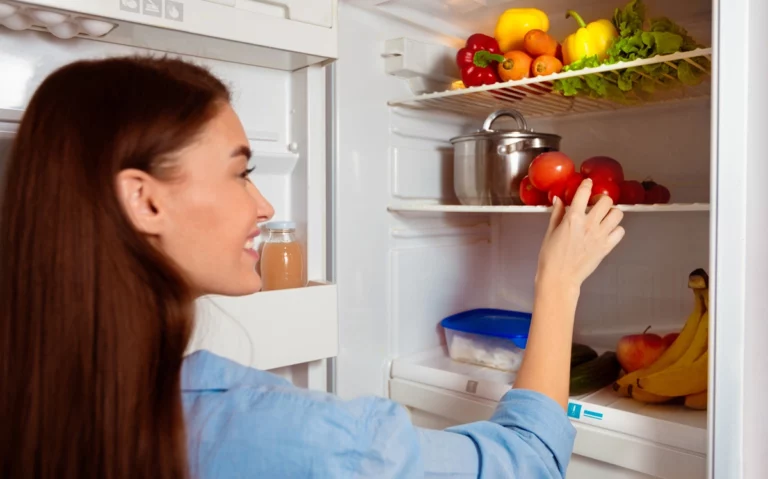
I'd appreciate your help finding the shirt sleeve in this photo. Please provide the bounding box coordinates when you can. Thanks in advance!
[183,386,574,478]
[422,389,576,478]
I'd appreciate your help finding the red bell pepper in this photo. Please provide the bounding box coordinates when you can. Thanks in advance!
[456,34,505,87]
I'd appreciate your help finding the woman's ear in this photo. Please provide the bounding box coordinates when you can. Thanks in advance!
[116,169,165,235]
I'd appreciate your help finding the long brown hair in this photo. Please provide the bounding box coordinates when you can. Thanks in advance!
[0,57,230,478]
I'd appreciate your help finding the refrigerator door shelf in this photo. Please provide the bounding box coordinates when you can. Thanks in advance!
[189,281,338,371]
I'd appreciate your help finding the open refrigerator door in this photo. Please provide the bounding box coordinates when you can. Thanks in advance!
[0,4,339,389]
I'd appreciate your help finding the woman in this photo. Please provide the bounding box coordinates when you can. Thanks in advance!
[0,57,624,478]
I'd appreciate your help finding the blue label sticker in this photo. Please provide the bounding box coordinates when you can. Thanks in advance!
[567,402,582,419]
[584,410,604,420]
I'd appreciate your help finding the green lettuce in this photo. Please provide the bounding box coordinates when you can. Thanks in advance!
[553,0,708,101]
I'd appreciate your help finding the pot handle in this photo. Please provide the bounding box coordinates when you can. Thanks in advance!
[482,109,530,132]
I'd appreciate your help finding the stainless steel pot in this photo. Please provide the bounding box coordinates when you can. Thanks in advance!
[451,110,561,206]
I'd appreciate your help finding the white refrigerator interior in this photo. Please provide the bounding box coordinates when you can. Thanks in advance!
[2,0,768,477]
[334,2,710,478]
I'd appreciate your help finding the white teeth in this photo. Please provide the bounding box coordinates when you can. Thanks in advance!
[244,239,253,250]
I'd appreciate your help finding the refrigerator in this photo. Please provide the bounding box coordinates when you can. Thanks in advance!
[0,0,766,477]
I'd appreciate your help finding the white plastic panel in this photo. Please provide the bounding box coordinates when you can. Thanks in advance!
[5,0,337,68]
[568,455,658,479]
[0,29,293,151]
[189,282,338,371]
[391,239,492,357]
[391,146,453,200]
[348,0,711,49]
[236,0,334,28]
[713,0,768,476]
[496,212,709,336]
[334,2,480,400]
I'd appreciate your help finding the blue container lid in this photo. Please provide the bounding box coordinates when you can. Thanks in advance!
[441,308,532,349]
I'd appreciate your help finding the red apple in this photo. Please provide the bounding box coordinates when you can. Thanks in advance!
[616,326,667,373]
[580,156,625,184]
[662,333,679,349]
[619,180,645,205]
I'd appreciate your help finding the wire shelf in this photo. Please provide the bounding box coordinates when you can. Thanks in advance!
[388,48,712,119]
[388,203,710,214]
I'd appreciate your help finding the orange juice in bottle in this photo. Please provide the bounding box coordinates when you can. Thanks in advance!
[261,221,305,291]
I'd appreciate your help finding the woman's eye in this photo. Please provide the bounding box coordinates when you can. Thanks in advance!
[240,167,255,179]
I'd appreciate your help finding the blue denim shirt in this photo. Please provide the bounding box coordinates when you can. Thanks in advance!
[182,351,576,478]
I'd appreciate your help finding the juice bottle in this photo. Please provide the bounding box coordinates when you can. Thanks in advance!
[261,221,305,291]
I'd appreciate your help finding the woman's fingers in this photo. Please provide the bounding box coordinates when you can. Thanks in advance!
[570,178,593,214]
[588,194,614,226]
[600,207,624,235]
[605,225,626,252]
[546,196,566,238]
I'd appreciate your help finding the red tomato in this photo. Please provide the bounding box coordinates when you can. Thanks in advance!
[528,152,575,192]
[581,156,625,184]
[562,173,584,205]
[547,181,566,205]
[589,179,621,206]
[619,180,645,205]
[642,181,671,204]
[519,176,548,206]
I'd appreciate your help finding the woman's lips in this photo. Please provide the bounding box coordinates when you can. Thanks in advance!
[244,230,260,260]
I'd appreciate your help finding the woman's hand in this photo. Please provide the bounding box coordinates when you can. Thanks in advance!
[514,178,625,409]
[536,178,625,294]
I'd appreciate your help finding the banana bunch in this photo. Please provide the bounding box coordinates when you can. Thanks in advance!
[613,268,710,410]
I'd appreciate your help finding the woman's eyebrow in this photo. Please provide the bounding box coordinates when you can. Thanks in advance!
[231,145,252,160]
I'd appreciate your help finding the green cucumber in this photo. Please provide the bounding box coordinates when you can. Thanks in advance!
[571,343,598,368]
[569,351,621,397]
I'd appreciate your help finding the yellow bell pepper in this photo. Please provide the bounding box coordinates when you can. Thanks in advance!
[561,10,618,65]
[494,8,549,53]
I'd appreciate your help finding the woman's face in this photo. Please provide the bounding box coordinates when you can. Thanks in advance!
[149,104,274,296]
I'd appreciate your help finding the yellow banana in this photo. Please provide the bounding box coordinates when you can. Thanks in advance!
[670,310,708,367]
[684,390,708,410]
[628,384,672,404]
[614,269,708,396]
[637,351,708,397]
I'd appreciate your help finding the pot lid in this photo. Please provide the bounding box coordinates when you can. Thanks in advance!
[450,109,561,143]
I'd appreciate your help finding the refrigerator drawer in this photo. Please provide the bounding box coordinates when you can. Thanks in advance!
[189,281,338,370]
[389,376,706,479]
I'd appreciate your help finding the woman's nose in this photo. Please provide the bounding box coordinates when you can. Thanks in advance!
[249,183,274,223]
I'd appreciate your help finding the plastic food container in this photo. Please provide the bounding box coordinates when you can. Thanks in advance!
[441,308,532,372]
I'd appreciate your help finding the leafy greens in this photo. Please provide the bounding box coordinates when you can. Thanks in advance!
[553,0,709,102]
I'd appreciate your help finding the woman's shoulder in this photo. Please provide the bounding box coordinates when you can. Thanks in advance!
[181,350,290,391]
[180,351,422,478]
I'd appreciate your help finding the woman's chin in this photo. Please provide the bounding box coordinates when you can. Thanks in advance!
[198,275,263,298]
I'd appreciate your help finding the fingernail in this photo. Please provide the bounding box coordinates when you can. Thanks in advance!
[553,196,559,205]
[585,178,593,185]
